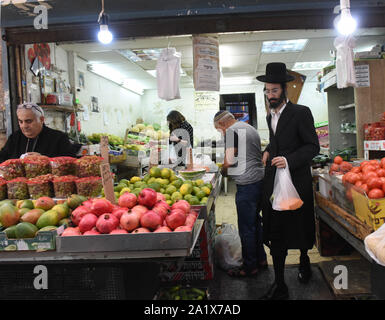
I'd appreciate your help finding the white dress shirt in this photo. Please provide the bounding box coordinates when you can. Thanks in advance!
[270,102,287,134]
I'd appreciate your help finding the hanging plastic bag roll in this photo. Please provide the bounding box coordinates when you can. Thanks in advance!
[271,163,303,211]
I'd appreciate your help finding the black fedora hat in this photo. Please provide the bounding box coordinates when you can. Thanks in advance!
[256,62,295,83]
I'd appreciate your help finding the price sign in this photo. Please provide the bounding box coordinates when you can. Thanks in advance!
[100,163,115,204]
[100,136,109,164]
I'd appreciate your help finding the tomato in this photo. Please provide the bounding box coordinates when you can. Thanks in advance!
[350,167,361,173]
[345,172,360,185]
[367,177,383,190]
[368,188,385,199]
[340,161,353,173]
[360,184,369,195]
[330,164,340,172]
[363,171,378,183]
[380,177,385,185]
[381,157,385,169]
[377,168,385,177]
[362,165,377,174]
[360,161,370,168]
[345,189,353,202]
[355,180,363,187]
[334,156,343,165]
[369,159,380,167]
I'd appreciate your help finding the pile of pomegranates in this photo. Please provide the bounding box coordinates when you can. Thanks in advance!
[61,188,198,236]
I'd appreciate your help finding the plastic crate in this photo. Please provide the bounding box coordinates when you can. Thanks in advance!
[0,264,126,300]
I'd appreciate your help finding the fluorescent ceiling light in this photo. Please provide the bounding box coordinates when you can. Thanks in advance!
[88,63,144,95]
[118,48,164,62]
[261,39,308,53]
[293,61,332,71]
[221,77,255,86]
[146,69,187,78]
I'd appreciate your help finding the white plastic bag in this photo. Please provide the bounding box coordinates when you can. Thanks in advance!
[334,35,357,89]
[214,223,242,271]
[271,165,303,211]
[364,223,385,267]
[156,48,181,101]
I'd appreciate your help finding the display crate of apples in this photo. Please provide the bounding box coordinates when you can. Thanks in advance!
[57,187,203,253]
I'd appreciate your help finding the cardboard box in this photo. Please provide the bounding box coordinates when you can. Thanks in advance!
[0,226,64,251]
[352,189,385,231]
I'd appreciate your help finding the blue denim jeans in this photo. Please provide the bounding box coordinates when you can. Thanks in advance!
[235,180,267,272]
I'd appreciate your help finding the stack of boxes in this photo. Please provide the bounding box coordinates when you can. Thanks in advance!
[158,209,217,282]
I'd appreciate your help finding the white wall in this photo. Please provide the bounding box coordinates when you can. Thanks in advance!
[75,56,143,137]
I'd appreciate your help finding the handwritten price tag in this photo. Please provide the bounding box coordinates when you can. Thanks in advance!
[100,163,115,204]
[100,136,109,164]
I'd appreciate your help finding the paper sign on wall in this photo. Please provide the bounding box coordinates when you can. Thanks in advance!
[355,64,370,87]
[193,35,220,92]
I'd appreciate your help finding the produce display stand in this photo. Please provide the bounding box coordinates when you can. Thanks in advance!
[314,189,385,299]
[0,173,223,299]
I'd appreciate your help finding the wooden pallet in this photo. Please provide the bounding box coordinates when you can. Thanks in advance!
[315,192,374,241]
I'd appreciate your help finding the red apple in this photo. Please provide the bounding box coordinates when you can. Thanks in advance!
[138,188,157,209]
[118,192,137,209]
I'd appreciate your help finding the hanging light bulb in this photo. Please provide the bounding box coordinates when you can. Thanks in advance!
[335,0,357,36]
[97,0,113,44]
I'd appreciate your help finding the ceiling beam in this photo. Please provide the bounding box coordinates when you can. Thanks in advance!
[4,7,385,45]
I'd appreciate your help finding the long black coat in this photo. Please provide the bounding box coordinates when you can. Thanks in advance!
[262,101,320,250]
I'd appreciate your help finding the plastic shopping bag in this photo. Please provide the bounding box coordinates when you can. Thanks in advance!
[214,223,242,271]
[271,165,303,211]
[364,223,385,267]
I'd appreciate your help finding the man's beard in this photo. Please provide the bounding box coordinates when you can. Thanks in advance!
[269,92,286,109]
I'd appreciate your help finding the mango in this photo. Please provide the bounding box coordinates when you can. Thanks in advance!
[36,210,60,229]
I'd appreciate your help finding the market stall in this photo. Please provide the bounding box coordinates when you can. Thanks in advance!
[0,152,222,299]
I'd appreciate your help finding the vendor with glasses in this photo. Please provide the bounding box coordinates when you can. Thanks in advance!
[0,102,81,162]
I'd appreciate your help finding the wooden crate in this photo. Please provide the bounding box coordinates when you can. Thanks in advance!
[315,192,373,241]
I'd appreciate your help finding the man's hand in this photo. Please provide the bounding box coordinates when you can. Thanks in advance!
[271,156,287,168]
[262,151,269,166]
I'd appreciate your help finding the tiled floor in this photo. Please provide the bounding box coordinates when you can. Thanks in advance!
[214,177,362,265]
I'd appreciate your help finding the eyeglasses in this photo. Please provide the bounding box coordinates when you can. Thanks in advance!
[263,88,281,96]
[17,103,43,114]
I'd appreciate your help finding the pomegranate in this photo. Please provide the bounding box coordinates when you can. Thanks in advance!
[184,213,197,227]
[118,192,137,208]
[111,207,128,220]
[61,227,81,236]
[154,226,172,233]
[120,212,140,232]
[132,227,151,234]
[166,209,186,230]
[78,213,98,234]
[174,225,192,232]
[110,229,128,234]
[91,198,114,216]
[140,210,163,230]
[171,200,191,215]
[96,213,119,234]
[138,188,157,209]
[131,205,148,219]
[156,192,166,202]
[71,205,91,226]
[83,228,101,235]
[152,201,170,220]
[82,199,94,210]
